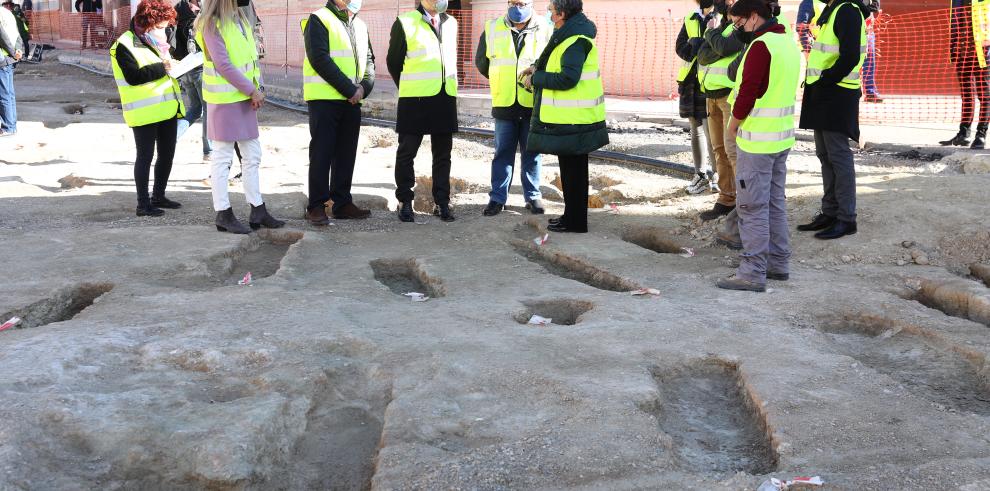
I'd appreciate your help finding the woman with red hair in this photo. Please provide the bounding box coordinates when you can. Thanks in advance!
[110,0,185,217]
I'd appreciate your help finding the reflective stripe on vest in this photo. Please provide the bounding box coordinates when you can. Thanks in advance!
[484,15,551,108]
[397,10,458,98]
[539,34,606,125]
[699,23,738,92]
[301,7,369,101]
[196,18,260,105]
[734,32,801,154]
[677,14,702,83]
[806,2,866,89]
[109,31,184,128]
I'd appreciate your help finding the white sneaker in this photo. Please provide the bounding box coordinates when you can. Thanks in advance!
[685,173,709,195]
[707,171,720,193]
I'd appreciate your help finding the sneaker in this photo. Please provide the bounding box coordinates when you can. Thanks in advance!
[685,173,709,195]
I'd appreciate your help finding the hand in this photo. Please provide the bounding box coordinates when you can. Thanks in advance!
[727,117,740,138]
[250,89,265,110]
[161,59,172,72]
[523,73,533,90]
[520,65,536,77]
[707,17,718,30]
[14,50,23,61]
[348,85,364,105]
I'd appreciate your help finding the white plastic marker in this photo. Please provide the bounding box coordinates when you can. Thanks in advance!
[607,203,619,214]
[534,233,549,246]
[757,476,824,491]
[630,288,661,297]
[0,317,22,333]
[527,315,552,326]
[238,272,252,286]
[403,292,430,302]
[679,247,696,258]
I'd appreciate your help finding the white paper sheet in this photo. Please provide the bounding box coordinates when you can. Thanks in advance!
[168,52,204,79]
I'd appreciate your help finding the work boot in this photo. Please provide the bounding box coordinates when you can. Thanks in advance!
[333,202,371,220]
[939,124,971,146]
[305,205,330,226]
[526,199,546,215]
[216,208,251,234]
[398,201,415,222]
[797,212,836,231]
[483,201,504,216]
[699,202,734,221]
[714,230,743,250]
[716,275,766,292]
[249,203,285,230]
[971,123,987,150]
[766,271,790,281]
[434,204,456,222]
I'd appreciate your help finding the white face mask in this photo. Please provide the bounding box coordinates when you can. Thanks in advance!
[149,27,167,44]
[346,0,362,14]
[433,0,448,14]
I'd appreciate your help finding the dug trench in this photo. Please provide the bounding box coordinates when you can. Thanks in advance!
[0,282,114,329]
[621,225,686,255]
[369,258,447,298]
[642,359,778,476]
[158,229,304,290]
[821,313,990,416]
[513,299,595,326]
[510,239,641,293]
[903,277,990,327]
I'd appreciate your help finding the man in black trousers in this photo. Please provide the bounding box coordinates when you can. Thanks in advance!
[302,0,375,226]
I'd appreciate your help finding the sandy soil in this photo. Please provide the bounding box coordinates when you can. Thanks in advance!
[1,60,990,490]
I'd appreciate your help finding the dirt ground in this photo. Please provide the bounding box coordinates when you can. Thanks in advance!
[2,60,990,490]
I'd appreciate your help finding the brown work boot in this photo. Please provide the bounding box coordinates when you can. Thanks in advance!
[305,205,330,226]
[333,202,372,220]
[716,275,766,292]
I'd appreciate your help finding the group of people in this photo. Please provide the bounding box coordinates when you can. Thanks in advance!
[0,0,26,137]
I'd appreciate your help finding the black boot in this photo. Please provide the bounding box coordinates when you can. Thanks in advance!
[249,203,285,230]
[971,123,987,150]
[433,204,456,222]
[398,201,414,222]
[939,124,971,146]
[215,208,251,234]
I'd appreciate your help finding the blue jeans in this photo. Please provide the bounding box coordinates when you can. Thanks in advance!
[176,68,211,155]
[0,64,17,133]
[863,33,880,97]
[489,117,541,204]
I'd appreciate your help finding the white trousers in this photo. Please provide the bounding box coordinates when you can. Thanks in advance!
[211,139,263,211]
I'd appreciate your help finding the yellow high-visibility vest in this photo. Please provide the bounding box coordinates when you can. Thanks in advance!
[731,32,801,154]
[806,2,866,89]
[539,34,605,125]
[951,0,989,68]
[484,15,551,108]
[196,17,261,104]
[109,31,184,127]
[699,23,738,92]
[396,10,457,98]
[677,13,702,83]
[301,7,369,101]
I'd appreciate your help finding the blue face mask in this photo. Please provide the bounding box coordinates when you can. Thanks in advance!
[434,0,449,14]
[346,0,362,14]
[507,5,533,23]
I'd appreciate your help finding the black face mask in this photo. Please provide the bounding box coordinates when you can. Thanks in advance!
[700,0,715,8]
[237,0,250,7]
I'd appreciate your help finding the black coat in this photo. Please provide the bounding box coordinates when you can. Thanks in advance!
[386,7,458,135]
[172,0,198,60]
[674,11,713,120]
[799,0,869,141]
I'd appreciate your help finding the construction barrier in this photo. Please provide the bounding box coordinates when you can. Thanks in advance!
[21,6,990,126]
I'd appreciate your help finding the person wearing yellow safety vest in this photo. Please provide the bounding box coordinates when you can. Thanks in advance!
[520,0,607,233]
[715,0,799,293]
[475,0,551,217]
[796,0,869,241]
[386,0,459,223]
[0,0,22,137]
[109,0,183,216]
[675,0,718,195]
[941,0,990,149]
[302,0,376,226]
[196,0,284,234]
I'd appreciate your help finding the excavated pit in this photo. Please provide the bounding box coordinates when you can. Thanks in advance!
[511,239,640,292]
[159,230,304,290]
[906,278,990,327]
[823,313,990,416]
[971,263,990,288]
[513,299,595,326]
[1,283,114,329]
[621,225,685,254]
[369,258,447,298]
[645,360,777,475]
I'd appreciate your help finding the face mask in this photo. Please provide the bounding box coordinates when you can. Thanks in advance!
[699,0,714,9]
[507,5,533,23]
[149,27,167,44]
[433,0,448,14]
[346,0,362,14]
[236,0,250,7]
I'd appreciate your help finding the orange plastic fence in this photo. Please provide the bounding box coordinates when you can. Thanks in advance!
[25,6,990,126]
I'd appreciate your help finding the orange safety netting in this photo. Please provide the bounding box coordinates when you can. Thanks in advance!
[23,6,990,126]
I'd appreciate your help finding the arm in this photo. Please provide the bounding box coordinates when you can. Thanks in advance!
[203,22,257,96]
[360,39,375,97]
[474,30,489,79]
[707,26,745,57]
[674,23,693,62]
[385,19,405,87]
[0,17,15,57]
[115,44,168,85]
[820,5,864,86]
[731,40,771,121]
[531,37,590,91]
[303,14,358,99]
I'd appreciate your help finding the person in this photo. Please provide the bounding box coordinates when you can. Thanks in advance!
[716,0,800,292]
[675,0,717,195]
[796,0,815,54]
[75,0,103,49]
[196,0,284,233]
[697,0,744,224]
[1,2,29,56]
[521,0,607,233]
[475,0,551,217]
[173,0,212,161]
[302,0,375,225]
[109,0,184,216]
[387,0,459,223]
[861,0,881,103]
[940,0,989,149]
[0,0,21,137]
[796,0,868,241]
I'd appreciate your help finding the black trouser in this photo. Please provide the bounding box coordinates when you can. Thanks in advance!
[307,101,362,213]
[954,46,990,125]
[132,118,177,207]
[395,132,452,206]
[815,129,856,223]
[558,154,589,231]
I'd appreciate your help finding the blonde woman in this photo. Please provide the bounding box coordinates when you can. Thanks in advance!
[195,0,283,233]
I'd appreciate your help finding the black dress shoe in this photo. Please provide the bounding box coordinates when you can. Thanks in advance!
[434,204,456,222]
[797,213,836,231]
[548,215,564,225]
[398,201,414,222]
[547,222,587,233]
[814,220,857,240]
[150,196,182,209]
[136,205,164,217]
[483,201,504,216]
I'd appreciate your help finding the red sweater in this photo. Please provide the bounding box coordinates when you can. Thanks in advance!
[732,23,788,121]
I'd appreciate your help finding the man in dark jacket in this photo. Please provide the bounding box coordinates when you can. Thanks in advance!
[387,0,459,222]
[75,0,102,48]
[303,0,375,225]
[798,0,868,241]
[940,0,989,149]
